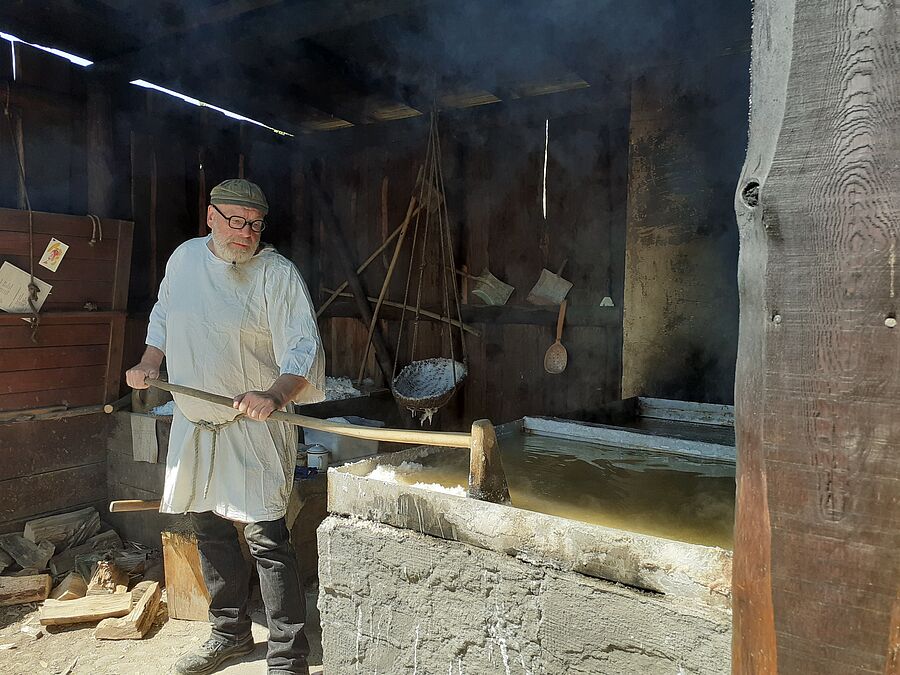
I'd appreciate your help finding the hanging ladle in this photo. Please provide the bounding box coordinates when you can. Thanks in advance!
[543,299,568,374]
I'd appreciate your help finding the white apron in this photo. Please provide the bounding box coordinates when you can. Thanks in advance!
[146,236,325,522]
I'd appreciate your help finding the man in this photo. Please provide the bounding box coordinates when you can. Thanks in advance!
[126,179,325,675]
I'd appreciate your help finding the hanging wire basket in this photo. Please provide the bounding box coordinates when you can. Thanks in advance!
[392,358,467,412]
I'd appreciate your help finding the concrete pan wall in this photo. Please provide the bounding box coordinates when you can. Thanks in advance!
[328,443,732,608]
[318,516,732,674]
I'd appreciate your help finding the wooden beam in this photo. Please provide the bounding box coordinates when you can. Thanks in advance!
[322,301,618,328]
[733,1,900,673]
[86,79,117,217]
[91,0,431,81]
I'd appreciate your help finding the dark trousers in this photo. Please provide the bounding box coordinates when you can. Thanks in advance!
[190,511,308,674]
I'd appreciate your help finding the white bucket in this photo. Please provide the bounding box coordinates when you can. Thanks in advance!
[306,444,331,470]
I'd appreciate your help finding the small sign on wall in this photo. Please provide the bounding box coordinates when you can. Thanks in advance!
[39,238,69,272]
[0,261,52,313]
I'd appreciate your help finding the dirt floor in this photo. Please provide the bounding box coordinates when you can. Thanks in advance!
[0,590,323,674]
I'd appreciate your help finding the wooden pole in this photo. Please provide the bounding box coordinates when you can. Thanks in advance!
[733,1,900,673]
[356,198,416,384]
[109,500,161,513]
[134,381,512,505]
[146,379,471,447]
[467,419,510,504]
[316,221,404,318]
[323,289,481,337]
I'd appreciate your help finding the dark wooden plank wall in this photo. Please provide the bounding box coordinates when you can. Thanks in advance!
[0,414,113,534]
[309,109,630,428]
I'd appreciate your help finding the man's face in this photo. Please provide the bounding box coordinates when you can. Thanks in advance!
[207,204,264,264]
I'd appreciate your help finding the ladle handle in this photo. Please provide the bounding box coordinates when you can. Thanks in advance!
[556,299,567,341]
[555,259,568,276]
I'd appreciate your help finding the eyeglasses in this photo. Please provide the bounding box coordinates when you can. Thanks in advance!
[211,204,266,233]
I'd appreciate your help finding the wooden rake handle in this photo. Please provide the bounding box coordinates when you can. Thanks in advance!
[146,379,471,447]
[135,380,510,504]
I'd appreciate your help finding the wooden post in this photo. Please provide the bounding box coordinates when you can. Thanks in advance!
[86,79,116,216]
[467,419,510,504]
[733,2,900,673]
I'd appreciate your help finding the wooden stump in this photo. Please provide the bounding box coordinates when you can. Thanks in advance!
[467,419,511,504]
[161,531,210,621]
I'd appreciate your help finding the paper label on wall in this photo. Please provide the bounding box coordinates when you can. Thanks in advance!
[39,238,69,272]
[0,261,52,313]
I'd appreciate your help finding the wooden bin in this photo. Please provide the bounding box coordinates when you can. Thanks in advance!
[0,208,133,413]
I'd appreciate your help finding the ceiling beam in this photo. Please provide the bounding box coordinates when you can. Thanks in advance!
[91,0,431,81]
[300,39,433,114]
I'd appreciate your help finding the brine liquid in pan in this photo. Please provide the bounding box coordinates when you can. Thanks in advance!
[366,431,736,550]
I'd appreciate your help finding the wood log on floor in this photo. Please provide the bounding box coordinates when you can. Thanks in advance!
[24,507,101,550]
[86,560,129,595]
[0,574,52,606]
[0,548,11,574]
[49,529,123,576]
[0,534,54,570]
[94,581,161,640]
[40,593,133,626]
[161,531,210,621]
[49,572,87,601]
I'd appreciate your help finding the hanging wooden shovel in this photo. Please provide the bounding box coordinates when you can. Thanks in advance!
[527,259,572,306]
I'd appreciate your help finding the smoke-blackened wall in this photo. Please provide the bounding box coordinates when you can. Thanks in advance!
[622,51,749,404]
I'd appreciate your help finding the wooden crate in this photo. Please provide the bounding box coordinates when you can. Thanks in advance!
[0,311,126,411]
[0,207,133,311]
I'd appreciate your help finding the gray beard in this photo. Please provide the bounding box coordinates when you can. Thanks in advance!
[211,231,255,264]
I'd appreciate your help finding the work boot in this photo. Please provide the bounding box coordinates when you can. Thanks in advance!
[174,635,255,675]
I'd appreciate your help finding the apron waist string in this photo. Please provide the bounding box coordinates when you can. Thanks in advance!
[185,417,239,510]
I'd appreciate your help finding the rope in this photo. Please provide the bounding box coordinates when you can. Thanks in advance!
[5,82,40,342]
[87,213,103,246]
[184,417,240,509]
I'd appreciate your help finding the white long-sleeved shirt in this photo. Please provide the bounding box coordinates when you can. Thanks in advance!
[146,236,325,522]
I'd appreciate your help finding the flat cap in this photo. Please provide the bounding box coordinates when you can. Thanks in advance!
[210,178,269,214]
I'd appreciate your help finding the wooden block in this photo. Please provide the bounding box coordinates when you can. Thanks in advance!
[49,529,123,576]
[161,531,210,621]
[23,507,101,550]
[94,581,161,640]
[0,574,52,606]
[49,572,87,601]
[40,593,132,626]
[0,534,54,570]
[86,560,129,595]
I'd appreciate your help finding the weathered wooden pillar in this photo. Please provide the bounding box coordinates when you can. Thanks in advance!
[734,1,900,673]
[86,79,116,216]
